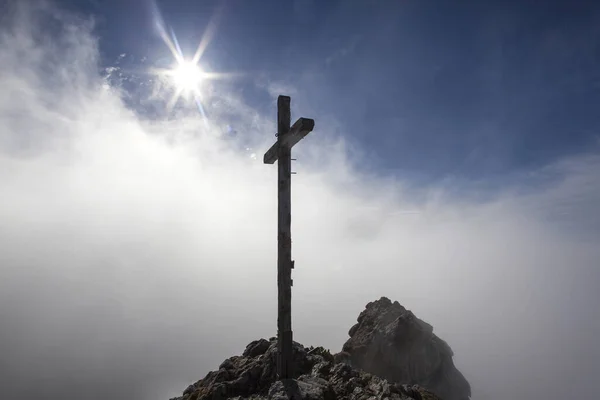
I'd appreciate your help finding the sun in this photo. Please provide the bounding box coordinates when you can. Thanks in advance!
[169,61,204,93]
[154,58,212,114]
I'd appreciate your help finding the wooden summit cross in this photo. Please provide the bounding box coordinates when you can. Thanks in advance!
[264,95,315,379]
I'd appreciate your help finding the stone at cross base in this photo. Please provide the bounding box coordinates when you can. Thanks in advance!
[171,337,440,400]
[334,297,471,400]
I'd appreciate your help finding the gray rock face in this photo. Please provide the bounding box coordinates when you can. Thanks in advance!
[336,297,471,400]
[170,338,440,400]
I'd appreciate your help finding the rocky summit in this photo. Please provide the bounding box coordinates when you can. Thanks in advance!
[170,298,469,400]
[336,297,471,400]
[170,338,439,400]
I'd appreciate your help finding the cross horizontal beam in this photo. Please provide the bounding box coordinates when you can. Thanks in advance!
[263,117,315,164]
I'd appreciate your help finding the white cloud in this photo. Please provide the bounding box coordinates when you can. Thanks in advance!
[0,3,598,400]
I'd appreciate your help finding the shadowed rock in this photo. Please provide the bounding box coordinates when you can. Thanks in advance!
[336,297,471,400]
[169,337,440,400]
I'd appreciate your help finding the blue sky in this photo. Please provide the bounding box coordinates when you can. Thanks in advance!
[63,0,600,187]
[1,2,600,400]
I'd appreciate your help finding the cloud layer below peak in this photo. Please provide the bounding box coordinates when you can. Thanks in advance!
[0,4,599,400]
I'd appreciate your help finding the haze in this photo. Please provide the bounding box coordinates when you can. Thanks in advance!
[1,2,599,400]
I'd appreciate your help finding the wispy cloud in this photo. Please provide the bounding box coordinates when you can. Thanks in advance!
[0,3,599,400]
[325,35,361,66]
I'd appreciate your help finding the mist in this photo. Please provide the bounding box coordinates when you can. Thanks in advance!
[1,3,599,400]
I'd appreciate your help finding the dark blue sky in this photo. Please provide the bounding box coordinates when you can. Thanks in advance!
[3,4,600,400]
[60,0,600,188]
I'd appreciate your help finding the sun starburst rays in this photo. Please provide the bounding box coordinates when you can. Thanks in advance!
[167,61,204,93]
[149,3,246,123]
[151,5,220,119]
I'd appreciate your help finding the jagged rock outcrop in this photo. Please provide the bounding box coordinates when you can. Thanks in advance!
[336,297,471,400]
[170,337,441,400]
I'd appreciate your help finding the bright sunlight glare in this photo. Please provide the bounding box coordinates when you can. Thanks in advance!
[171,61,204,92]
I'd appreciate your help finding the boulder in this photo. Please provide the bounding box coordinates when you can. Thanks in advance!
[336,297,471,400]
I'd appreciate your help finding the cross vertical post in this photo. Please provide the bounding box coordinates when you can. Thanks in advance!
[264,95,315,379]
[277,95,292,381]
